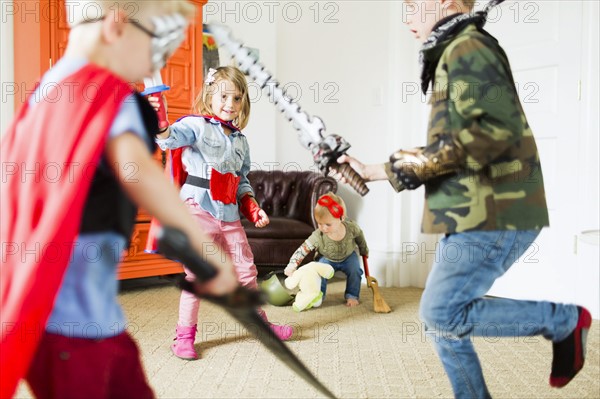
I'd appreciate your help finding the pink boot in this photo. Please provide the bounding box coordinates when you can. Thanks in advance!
[269,323,294,341]
[171,324,198,360]
[259,311,293,341]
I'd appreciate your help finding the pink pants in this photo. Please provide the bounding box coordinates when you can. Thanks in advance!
[178,201,259,326]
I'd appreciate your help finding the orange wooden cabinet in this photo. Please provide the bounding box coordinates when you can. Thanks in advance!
[13,0,207,279]
[116,209,184,280]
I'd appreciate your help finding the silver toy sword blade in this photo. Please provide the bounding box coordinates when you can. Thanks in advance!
[207,23,323,150]
[207,23,369,196]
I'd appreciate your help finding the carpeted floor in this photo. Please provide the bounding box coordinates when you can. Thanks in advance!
[15,277,600,398]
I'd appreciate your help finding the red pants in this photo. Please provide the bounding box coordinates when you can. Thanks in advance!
[26,332,154,399]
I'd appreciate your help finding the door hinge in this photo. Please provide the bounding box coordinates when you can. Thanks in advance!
[577,80,582,101]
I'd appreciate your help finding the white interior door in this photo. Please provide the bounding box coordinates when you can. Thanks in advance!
[484,1,584,304]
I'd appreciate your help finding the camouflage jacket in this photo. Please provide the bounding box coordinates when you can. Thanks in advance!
[388,24,549,234]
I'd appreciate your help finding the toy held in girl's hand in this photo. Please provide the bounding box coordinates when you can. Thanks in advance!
[142,71,170,130]
[284,262,334,312]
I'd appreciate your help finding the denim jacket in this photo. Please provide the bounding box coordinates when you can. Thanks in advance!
[156,115,253,222]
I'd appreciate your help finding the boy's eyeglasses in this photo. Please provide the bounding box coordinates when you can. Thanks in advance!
[73,14,188,73]
[129,20,159,39]
[74,17,158,38]
[317,195,344,219]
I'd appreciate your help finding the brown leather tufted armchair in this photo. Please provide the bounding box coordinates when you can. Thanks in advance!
[241,170,337,274]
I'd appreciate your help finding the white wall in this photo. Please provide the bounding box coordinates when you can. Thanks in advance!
[203,2,278,170]
[210,1,599,295]
[1,5,14,135]
[205,1,431,287]
[574,0,600,318]
[577,0,600,236]
[275,1,426,287]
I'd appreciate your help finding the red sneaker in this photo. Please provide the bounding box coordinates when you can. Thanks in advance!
[549,306,592,388]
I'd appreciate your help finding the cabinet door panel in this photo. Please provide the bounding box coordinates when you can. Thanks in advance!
[49,0,69,68]
[117,1,205,279]
[117,223,183,280]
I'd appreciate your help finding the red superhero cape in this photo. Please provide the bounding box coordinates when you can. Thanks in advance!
[145,115,240,253]
[0,64,133,398]
[145,147,187,253]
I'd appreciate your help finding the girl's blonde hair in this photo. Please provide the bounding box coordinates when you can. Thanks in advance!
[193,66,251,129]
[314,192,347,221]
[65,1,196,27]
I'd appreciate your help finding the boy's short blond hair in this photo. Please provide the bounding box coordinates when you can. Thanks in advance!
[460,0,475,12]
[65,1,195,27]
[314,192,347,221]
[194,66,251,130]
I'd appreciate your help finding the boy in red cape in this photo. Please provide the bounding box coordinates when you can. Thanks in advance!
[0,2,237,398]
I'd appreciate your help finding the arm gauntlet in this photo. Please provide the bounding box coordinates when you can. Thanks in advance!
[289,242,314,267]
[389,134,466,190]
[240,193,261,223]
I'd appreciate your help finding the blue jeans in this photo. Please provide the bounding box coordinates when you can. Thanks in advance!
[317,252,363,300]
[419,230,579,399]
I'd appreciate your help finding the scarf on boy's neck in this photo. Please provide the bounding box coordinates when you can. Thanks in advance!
[419,0,506,94]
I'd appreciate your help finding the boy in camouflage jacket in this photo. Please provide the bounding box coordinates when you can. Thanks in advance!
[338,0,591,397]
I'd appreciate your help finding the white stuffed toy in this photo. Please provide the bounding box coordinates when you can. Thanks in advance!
[284,262,334,312]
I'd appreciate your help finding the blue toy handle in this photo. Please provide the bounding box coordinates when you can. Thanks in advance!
[141,85,171,129]
[140,84,170,96]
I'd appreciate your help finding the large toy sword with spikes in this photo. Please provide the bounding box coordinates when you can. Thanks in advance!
[207,23,369,196]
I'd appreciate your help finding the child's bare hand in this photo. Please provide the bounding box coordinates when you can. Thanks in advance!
[334,154,388,182]
[334,154,367,183]
[147,94,167,113]
[284,263,297,277]
[147,95,160,112]
[255,209,270,228]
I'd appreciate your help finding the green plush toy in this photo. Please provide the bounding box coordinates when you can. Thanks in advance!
[260,271,295,306]
[284,262,334,312]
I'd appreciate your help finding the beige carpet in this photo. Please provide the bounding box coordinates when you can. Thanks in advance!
[15,277,600,398]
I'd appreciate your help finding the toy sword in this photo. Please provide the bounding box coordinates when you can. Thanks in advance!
[207,23,369,196]
[156,227,336,399]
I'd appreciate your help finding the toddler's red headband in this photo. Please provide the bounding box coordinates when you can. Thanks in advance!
[317,195,344,219]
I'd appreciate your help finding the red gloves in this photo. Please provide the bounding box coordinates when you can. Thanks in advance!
[240,193,261,223]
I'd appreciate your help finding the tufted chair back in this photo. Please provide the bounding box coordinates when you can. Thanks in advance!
[248,170,336,228]
[240,170,337,272]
